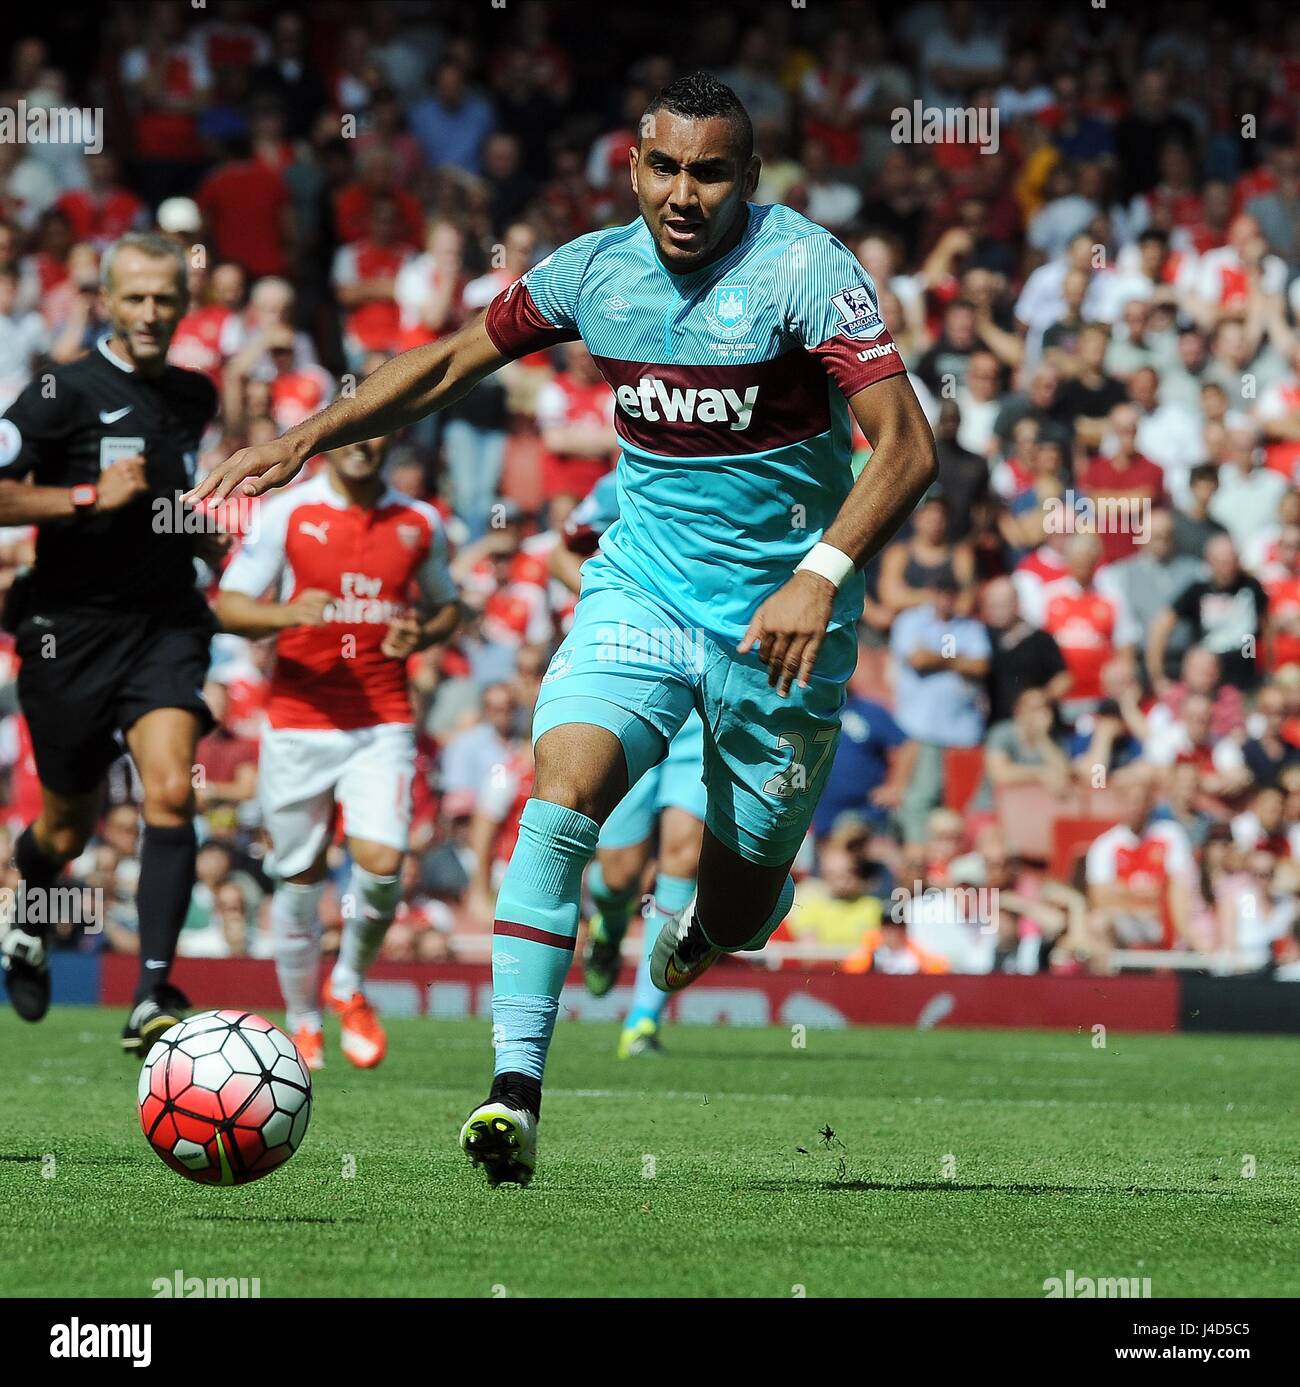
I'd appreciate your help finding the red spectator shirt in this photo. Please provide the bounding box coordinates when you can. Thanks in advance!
[169,304,233,386]
[0,715,43,832]
[479,749,535,868]
[26,252,69,303]
[1078,453,1166,564]
[1232,166,1277,217]
[269,366,334,432]
[1041,579,1136,702]
[1012,544,1070,627]
[332,241,412,353]
[1259,382,1300,481]
[218,473,458,730]
[334,183,424,250]
[196,159,289,279]
[194,727,259,788]
[464,548,556,652]
[515,530,577,634]
[1086,819,1194,949]
[55,188,144,248]
[126,47,207,161]
[536,371,615,501]
[1266,574,1300,671]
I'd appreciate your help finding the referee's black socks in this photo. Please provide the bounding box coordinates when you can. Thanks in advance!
[134,821,198,1006]
[13,826,66,939]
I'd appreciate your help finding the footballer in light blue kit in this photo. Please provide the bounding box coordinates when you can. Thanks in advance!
[191,72,938,1188]
[554,470,707,1061]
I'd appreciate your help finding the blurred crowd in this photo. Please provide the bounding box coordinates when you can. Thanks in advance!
[2,0,1300,977]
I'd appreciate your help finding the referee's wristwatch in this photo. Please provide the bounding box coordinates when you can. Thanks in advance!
[70,484,98,514]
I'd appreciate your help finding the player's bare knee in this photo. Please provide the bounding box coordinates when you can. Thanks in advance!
[532,777,601,821]
[142,769,196,822]
[534,725,627,821]
[597,844,645,894]
[659,818,703,879]
[533,746,619,820]
[351,842,402,878]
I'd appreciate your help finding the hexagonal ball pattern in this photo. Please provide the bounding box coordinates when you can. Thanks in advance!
[220,1031,264,1077]
[190,1051,234,1094]
[171,1138,210,1171]
[139,1010,312,1186]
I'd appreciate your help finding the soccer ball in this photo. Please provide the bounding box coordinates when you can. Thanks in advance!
[138,1010,312,1186]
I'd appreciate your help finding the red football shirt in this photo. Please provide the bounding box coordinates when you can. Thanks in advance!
[218,473,458,730]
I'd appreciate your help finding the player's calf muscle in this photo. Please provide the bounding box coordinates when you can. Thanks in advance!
[696,837,791,948]
[34,818,93,862]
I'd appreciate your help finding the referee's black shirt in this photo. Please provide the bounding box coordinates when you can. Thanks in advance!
[0,337,218,615]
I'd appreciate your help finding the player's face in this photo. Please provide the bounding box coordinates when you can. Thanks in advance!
[103,248,187,365]
[631,111,759,271]
[330,440,387,483]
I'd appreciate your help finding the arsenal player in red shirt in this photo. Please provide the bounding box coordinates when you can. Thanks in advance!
[216,439,462,1070]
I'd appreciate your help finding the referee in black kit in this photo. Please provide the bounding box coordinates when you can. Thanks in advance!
[0,232,221,1053]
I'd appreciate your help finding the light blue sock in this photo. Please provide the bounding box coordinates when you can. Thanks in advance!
[492,799,599,1081]
[587,858,637,946]
[697,874,796,953]
[627,873,695,1028]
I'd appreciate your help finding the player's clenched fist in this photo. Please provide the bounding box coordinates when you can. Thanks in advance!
[96,454,150,511]
[284,588,331,628]
[738,569,836,697]
[184,436,307,504]
[381,614,424,660]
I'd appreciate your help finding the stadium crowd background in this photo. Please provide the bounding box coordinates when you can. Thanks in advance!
[2,0,1300,980]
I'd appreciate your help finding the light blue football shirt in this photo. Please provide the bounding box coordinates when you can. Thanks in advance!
[485,203,907,677]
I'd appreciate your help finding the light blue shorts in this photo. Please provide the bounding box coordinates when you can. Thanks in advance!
[533,560,852,865]
[597,711,707,849]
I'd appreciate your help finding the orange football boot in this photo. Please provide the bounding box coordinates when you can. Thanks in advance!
[322,980,387,1068]
[293,1026,326,1071]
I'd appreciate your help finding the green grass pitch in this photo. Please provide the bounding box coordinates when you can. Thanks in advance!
[3,1008,1299,1297]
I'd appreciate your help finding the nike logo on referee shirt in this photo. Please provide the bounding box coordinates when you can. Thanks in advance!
[99,406,133,423]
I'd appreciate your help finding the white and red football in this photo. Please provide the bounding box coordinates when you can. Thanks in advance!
[138,1009,312,1186]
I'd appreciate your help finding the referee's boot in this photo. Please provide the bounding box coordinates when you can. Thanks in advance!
[121,982,191,1058]
[1,928,52,1022]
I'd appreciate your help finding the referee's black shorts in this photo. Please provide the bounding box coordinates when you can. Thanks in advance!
[16,604,217,797]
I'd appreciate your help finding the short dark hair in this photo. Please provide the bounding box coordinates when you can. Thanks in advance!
[642,71,753,162]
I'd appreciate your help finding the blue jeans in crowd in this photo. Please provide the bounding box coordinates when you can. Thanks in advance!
[443,420,507,540]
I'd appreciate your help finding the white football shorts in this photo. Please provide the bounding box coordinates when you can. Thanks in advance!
[258,723,415,878]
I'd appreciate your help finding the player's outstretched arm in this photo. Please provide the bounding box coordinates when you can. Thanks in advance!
[740,374,937,696]
[186,316,511,503]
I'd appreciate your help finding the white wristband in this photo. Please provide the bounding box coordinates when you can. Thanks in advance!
[795,541,856,589]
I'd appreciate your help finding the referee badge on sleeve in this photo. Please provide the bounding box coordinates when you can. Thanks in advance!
[99,436,146,470]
